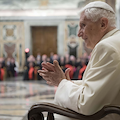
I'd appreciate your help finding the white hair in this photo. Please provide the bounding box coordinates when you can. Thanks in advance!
[83,8,116,27]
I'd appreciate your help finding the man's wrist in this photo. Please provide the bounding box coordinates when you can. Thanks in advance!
[57,79,68,87]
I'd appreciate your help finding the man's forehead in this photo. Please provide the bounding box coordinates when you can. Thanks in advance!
[79,13,87,23]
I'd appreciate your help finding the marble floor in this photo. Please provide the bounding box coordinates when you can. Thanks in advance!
[0,76,56,120]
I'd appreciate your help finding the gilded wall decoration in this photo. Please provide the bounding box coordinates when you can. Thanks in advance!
[4,43,16,58]
[0,22,25,72]
[68,24,78,37]
[3,25,17,40]
[64,21,83,58]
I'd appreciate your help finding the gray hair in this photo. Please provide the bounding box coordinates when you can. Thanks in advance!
[83,8,116,27]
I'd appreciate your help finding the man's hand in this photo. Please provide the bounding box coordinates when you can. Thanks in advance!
[38,60,66,86]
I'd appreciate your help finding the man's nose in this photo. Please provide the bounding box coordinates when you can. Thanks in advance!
[78,30,83,37]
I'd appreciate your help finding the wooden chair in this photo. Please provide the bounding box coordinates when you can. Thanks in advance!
[28,102,120,120]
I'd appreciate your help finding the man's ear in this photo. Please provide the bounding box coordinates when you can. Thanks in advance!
[100,17,108,30]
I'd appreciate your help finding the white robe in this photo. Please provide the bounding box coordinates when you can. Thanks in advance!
[54,28,120,120]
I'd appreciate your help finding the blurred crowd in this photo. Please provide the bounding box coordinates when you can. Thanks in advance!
[0,52,91,81]
[0,57,18,81]
[23,52,91,81]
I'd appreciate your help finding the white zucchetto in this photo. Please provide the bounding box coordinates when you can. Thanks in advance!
[81,1,115,14]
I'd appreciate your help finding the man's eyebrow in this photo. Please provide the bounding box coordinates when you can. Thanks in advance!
[79,21,84,26]
[79,21,82,25]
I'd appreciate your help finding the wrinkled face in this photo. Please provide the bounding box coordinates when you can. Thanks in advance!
[78,12,102,49]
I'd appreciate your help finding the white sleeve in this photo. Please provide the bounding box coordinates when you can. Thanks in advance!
[73,80,83,85]
[54,42,120,115]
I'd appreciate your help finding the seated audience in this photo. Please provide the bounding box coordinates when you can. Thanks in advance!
[78,58,88,79]
[0,63,4,81]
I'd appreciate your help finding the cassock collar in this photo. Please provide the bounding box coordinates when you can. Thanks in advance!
[101,28,119,41]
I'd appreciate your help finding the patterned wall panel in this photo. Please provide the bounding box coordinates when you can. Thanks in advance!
[0,22,25,72]
[3,25,17,40]
[67,24,78,37]
[64,21,83,58]
[4,43,16,58]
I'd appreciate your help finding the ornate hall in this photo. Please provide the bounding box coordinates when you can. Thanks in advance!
[0,0,119,120]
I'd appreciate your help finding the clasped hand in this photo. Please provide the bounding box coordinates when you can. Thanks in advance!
[38,60,71,86]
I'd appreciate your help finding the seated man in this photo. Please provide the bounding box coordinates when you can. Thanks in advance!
[38,1,120,120]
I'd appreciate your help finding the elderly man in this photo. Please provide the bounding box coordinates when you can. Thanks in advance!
[38,1,120,120]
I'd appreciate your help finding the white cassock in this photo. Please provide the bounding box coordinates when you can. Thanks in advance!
[53,28,120,120]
